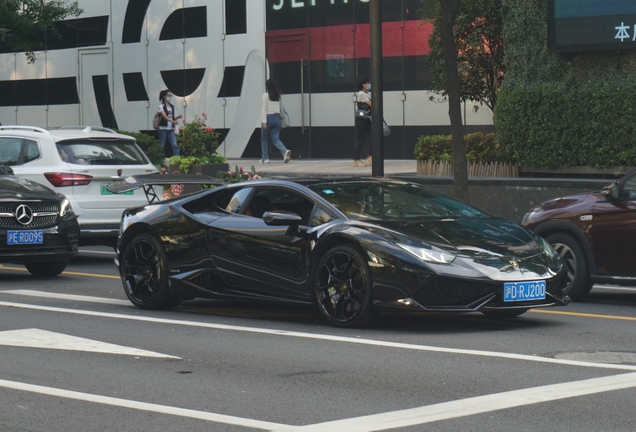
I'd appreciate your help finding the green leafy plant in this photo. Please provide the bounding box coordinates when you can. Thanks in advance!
[176,113,221,158]
[414,132,511,163]
[217,165,263,183]
[168,154,227,174]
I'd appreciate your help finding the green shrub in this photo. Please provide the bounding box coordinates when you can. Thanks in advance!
[498,0,636,169]
[414,132,511,163]
[496,84,636,168]
[115,129,164,166]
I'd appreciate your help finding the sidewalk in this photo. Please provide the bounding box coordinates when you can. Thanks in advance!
[225,158,417,177]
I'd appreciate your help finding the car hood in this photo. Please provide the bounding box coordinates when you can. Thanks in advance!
[369,218,540,259]
[0,175,58,200]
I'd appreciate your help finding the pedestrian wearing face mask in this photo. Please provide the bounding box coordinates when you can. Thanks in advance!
[353,76,372,167]
[158,89,182,156]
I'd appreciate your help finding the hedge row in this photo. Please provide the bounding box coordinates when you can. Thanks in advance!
[414,132,513,163]
[497,0,636,169]
[495,84,636,168]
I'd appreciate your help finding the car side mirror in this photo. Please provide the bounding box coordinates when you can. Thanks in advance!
[263,211,302,227]
[263,211,302,236]
[603,183,620,200]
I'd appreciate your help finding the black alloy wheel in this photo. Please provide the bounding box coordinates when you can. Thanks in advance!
[546,232,592,301]
[314,245,374,328]
[25,260,68,277]
[121,233,180,309]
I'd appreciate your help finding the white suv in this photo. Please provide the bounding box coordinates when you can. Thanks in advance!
[0,126,158,247]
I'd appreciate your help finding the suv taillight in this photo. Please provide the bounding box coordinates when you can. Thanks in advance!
[44,172,93,187]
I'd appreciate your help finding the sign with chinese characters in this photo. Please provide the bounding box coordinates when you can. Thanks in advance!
[549,0,636,52]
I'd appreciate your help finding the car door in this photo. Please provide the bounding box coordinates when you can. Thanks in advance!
[207,186,314,301]
[588,173,636,276]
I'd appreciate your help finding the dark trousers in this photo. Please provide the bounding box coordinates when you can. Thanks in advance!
[353,118,372,160]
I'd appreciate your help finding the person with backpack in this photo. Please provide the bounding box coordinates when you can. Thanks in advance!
[157,89,182,156]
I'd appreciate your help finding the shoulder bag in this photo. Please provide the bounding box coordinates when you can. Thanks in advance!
[280,97,291,128]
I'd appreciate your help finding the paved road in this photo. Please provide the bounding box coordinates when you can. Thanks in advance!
[0,251,635,431]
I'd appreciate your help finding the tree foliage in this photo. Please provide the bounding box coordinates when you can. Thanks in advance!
[428,0,504,113]
[0,0,83,63]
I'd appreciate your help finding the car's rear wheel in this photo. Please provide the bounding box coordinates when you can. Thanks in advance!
[313,245,374,328]
[546,232,593,301]
[120,233,181,309]
[482,309,528,319]
[25,260,68,277]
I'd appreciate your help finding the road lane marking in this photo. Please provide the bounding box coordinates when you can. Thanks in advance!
[0,329,179,358]
[1,300,636,372]
[287,372,636,431]
[0,290,130,305]
[0,378,294,431]
[531,309,636,321]
[0,265,119,279]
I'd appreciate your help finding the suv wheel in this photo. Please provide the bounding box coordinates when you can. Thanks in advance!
[546,233,593,301]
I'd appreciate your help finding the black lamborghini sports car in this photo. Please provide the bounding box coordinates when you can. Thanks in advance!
[113,177,570,327]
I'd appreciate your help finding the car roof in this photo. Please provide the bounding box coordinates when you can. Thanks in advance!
[0,125,135,142]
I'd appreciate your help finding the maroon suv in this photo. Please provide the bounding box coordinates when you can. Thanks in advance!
[522,169,636,300]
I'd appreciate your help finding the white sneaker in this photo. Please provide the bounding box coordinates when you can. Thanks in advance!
[260,159,270,164]
[284,150,291,163]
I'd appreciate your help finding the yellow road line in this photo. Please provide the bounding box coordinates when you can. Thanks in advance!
[0,265,119,280]
[530,309,636,321]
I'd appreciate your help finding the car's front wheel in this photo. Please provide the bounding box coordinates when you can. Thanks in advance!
[546,232,593,301]
[313,245,374,328]
[120,233,181,309]
[25,260,68,277]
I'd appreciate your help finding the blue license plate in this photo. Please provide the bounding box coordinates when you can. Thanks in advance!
[7,230,44,245]
[503,280,546,302]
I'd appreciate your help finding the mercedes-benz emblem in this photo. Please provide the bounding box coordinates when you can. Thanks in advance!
[509,260,519,270]
[15,204,34,226]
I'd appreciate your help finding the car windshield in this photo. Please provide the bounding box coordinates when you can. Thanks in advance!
[56,140,149,165]
[308,181,489,220]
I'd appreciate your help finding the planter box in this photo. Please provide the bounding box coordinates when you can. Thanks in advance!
[164,163,229,198]
[417,160,519,178]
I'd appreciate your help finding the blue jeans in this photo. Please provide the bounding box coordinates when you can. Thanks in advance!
[159,129,179,156]
[261,114,287,160]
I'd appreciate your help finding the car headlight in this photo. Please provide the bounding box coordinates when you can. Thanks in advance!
[535,235,559,260]
[397,243,456,264]
[59,198,73,217]
[521,210,538,225]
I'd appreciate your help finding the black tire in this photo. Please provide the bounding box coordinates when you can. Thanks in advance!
[313,245,374,328]
[545,232,593,301]
[120,233,181,310]
[482,309,528,319]
[25,260,68,277]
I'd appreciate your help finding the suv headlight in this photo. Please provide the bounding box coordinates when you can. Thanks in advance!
[59,198,73,217]
[398,243,456,264]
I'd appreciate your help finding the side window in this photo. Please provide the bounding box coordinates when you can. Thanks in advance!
[621,176,636,200]
[311,205,336,227]
[24,139,40,163]
[218,187,253,214]
[0,138,23,166]
[245,189,314,224]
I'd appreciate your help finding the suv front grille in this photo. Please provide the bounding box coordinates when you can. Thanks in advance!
[0,201,59,228]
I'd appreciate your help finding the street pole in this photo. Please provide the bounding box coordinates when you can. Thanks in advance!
[369,0,384,177]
